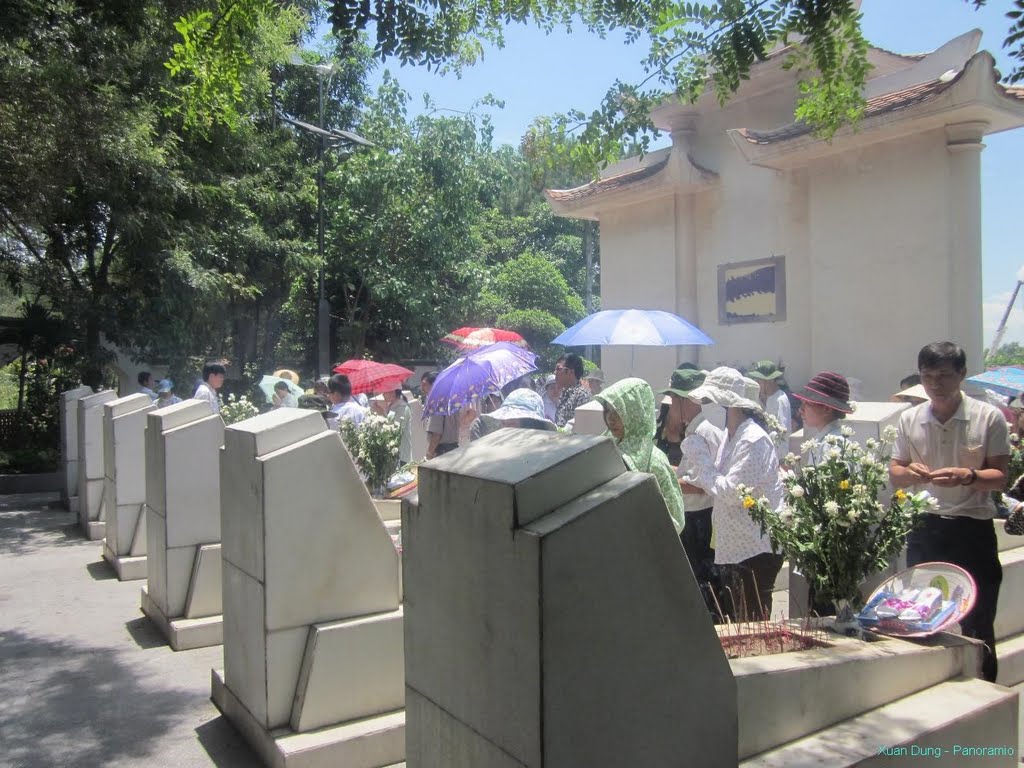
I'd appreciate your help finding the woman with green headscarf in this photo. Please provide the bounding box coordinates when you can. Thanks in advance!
[595,377,685,536]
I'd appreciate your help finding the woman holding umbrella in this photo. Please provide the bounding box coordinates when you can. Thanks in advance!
[424,342,539,458]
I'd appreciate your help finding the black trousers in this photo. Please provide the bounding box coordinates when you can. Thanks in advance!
[680,507,715,582]
[907,515,1002,683]
[680,507,718,613]
[717,552,784,622]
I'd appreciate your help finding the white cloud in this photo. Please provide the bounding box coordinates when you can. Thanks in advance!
[983,290,1024,348]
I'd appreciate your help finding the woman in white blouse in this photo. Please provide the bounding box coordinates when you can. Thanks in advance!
[687,367,784,622]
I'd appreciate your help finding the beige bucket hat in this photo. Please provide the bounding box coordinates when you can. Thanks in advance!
[687,366,765,411]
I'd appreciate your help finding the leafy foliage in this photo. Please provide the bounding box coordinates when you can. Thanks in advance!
[496,309,566,348]
[323,75,487,359]
[166,0,1024,169]
[491,251,585,325]
[165,0,306,132]
[985,342,1024,369]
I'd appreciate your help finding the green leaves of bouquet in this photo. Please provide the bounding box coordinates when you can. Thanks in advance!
[740,426,936,607]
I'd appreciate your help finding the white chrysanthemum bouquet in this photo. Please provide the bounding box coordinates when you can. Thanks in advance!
[219,393,259,425]
[338,413,401,495]
[740,425,936,608]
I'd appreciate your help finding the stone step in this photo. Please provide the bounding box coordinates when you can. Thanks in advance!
[740,677,1019,768]
[995,631,1024,688]
[732,630,980,760]
[1009,680,1024,758]
[996,547,1024,641]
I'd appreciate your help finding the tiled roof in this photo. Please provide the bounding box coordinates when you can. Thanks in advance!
[735,74,958,145]
[1001,84,1024,101]
[870,44,928,62]
[545,157,671,203]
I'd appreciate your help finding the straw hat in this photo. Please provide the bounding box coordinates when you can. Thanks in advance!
[687,367,764,411]
[273,369,301,384]
[893,384,928,403]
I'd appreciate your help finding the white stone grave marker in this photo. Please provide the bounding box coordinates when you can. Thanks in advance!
[141,400,225,650]
[404,428,737,767]
[212,408,405,768]
[408,397,427,462]
[76,390,117,540]
[570,399,606,435]
[100,393,157,580]
[60,385,93,513]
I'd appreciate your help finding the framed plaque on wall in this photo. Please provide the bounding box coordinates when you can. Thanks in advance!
[717,255,786,324]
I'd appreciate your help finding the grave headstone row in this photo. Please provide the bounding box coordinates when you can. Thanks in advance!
[57,386,1020,768]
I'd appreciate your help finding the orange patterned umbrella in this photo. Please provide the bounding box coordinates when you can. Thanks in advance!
[440,327,529,352]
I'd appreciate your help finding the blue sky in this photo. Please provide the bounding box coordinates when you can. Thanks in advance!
[358,1,1024,347]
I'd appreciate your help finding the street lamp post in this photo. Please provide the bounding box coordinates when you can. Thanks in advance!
[279,61,373,379]
[316,65,329,382]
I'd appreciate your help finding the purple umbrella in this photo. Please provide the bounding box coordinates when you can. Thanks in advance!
[424,342,538,417]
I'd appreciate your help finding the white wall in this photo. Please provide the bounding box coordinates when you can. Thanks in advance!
[598,103,986,399]
[598,195,682,388]
[806,130,959,399]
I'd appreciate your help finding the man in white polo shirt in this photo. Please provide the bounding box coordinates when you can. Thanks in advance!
[890,341,1008,682]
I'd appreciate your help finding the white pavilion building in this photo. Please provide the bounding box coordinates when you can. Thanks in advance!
[546,29,1024,398]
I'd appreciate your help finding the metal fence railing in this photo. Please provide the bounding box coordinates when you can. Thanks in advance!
[0,409,18,445]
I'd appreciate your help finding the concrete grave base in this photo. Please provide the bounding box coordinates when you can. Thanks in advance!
[373,499,401,522]
[81,519,105,541]
[101,541,147,581]
[211,669,405,768]
[141,586,222,651]
[741,677,1018,767]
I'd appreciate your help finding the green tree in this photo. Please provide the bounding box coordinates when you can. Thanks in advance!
[169,1,1024,162]
[490,250,584,325]
[321,75,488,360]
[985,342,1024,369]
[0,0,193,385]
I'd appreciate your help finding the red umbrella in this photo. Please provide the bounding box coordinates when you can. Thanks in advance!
[440,327,529,352]
[332,360,414,395]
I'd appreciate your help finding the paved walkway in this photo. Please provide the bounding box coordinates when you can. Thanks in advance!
[0,494,258,768]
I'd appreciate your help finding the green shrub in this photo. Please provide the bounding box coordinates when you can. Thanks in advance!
[497,308,566,350]
[0,448,58,474]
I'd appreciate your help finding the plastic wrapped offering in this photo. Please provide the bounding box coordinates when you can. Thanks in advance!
[857,563,976,638]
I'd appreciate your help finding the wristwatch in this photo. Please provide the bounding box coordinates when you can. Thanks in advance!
[962,468,978,486]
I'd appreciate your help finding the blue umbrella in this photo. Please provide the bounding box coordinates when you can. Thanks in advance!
[552,309,714,347]
[966,367,1024,397]
[424,342,538,417]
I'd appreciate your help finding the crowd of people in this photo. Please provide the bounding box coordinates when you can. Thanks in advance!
[136,341,1014,684]
[411,342,1013,686]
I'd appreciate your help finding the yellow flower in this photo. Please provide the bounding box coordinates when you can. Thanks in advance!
[839,480,850,490]
[743,496,756,509]
[894,489,907,502]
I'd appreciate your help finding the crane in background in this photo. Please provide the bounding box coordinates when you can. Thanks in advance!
[987,265,1024,364]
